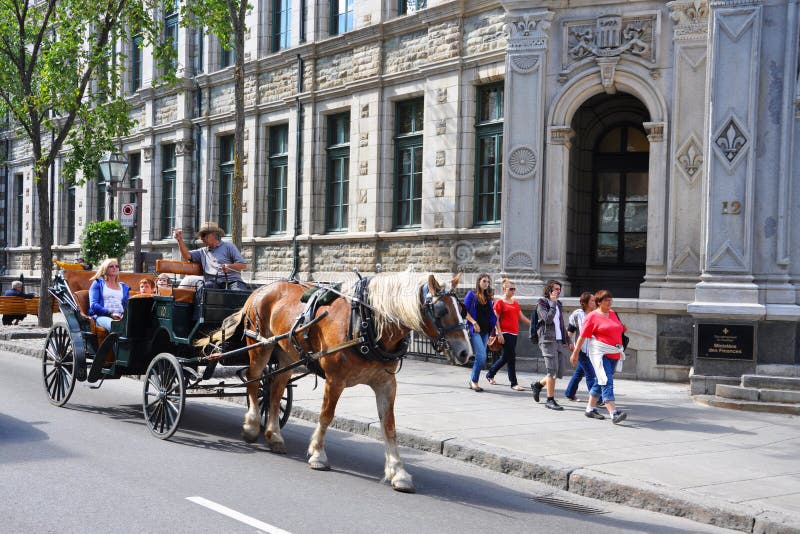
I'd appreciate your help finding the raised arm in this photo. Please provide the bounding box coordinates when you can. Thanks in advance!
[172,228,192,261]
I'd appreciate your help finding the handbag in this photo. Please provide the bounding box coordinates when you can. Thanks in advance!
[487,334,504,352]
[615,311,630,350]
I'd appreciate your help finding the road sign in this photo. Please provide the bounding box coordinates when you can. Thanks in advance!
[120,203,136,227]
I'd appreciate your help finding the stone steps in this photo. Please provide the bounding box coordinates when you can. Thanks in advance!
[697,372,800,415]
[695,394,800,416]
[741,374,800,391]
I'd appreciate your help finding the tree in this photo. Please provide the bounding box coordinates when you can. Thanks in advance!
[182,0,249,250]
[80,220,130,266]
[0,0,174,327]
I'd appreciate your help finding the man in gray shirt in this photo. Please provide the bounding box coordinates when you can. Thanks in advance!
[173,222,248,290]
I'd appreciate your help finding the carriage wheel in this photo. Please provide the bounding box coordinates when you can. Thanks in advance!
[258,368,293,430]
[142,353,186,440]
[42,325,78,407]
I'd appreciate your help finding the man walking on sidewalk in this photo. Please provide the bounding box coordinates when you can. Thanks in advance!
[531,280,573,410]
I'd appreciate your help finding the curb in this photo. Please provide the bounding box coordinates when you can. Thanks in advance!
[5,342,799,533]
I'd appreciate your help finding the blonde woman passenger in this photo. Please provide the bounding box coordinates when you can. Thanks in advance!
[88,258,130,330]
[485,278,531,391]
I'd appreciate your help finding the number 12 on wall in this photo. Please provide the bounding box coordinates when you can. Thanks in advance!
[721,201,742,215]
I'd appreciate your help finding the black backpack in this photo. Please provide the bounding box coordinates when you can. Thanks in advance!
[528,298,547,343]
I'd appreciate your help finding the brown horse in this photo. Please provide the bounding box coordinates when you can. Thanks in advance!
[205,271,472,492]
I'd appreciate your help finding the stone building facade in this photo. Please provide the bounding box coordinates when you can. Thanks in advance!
[1,0,799,387]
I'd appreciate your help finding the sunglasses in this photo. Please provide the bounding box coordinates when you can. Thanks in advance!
[508,287,517,291]
[107,264,119,268]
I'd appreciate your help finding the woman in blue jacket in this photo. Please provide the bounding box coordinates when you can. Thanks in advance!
[89,258,130,330]
[463,274,497,392]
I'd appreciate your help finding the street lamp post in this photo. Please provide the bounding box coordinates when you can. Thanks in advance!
[99,152,148,272]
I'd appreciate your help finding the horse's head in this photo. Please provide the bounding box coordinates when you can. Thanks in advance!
[421,273,473,365]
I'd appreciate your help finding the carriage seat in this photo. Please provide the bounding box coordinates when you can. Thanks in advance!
[155,259,202,304]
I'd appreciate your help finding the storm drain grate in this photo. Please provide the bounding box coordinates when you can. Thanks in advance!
[532,495,608,515]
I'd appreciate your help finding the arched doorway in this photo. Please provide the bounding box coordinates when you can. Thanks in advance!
[566,93,650,298]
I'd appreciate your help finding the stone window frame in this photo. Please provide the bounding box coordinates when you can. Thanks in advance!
[13,173,24,247]
[95,167,108,223]
[474,82,504,226]
[130,33,143,92]
[163,0,179,75]
[64,181,76,245]
[218,135,235,236]
[271,0,292,53]
[267,124,289,235]
[325,111,351,233]
[125,152,141,241]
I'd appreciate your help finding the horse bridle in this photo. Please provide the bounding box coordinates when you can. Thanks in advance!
[422,288,467,354]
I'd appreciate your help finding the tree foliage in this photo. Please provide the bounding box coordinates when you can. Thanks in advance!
[0,0,175,326]
[80,220,130,266]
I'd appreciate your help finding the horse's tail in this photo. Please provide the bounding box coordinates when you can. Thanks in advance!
[193,308,247,349]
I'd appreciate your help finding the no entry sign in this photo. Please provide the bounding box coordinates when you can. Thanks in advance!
[120,203,136,227]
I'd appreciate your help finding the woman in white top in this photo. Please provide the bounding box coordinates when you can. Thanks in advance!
[88,258,130,330]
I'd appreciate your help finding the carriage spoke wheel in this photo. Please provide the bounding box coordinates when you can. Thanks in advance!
[143,353,186,440]
[42,325,77,407]
[257,366,293,430]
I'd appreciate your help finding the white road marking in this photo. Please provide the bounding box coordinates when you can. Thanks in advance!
[187,496,292,534]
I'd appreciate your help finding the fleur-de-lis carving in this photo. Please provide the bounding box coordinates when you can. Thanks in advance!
[678,142,703,176]
[715,123,746,162]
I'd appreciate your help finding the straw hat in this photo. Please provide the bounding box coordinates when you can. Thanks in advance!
[196,221,225,238]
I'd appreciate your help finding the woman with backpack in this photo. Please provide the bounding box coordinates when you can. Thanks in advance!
[485,278,531,391]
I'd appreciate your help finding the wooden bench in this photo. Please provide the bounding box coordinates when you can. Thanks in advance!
[0,295,59,317]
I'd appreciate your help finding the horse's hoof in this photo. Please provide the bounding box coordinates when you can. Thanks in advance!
[241,431,259,443]
[309,460,331,471]
[391,479,416,493]
[267,442,287,454]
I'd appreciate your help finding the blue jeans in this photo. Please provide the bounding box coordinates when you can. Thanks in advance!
[589,356,617,402]
[470,332,488,383]
[564,351,599,398]
[487,333,519,387]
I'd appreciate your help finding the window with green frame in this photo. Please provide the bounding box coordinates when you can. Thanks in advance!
[131,34,143,91]
[399,0,426,15]
[331,0,354,35]
[219,135,234,234]
[267,125,289,234]
[14,174,23,246]
[66,184,76,244]
[161,144,176,239]
[394,98,424,228]
[326,113,350,232]
[475,83,504,224]
[272,0,291,52]
[220,38,233,69]
[164,0,179,74]
[126,153,141,240]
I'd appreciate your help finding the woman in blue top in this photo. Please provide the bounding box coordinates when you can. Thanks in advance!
[463,274,497,392]
[89,258,130,331]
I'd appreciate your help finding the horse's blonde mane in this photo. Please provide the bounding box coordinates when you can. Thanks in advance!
[366,272,430,340]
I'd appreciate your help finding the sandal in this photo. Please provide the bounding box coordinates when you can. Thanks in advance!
[468,382,484,392]
[511,385,525,391]
[486,376,497,385]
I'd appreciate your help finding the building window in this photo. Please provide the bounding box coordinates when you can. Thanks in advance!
[126,153,141,240]
[593,125,649,265]
[399,0,426,15]
[219,135,234,235]
[164,0,179,73]
[131,34,143,91]
[267,125,289,234]
[161,144,176,239]
[394,98,423,229]
[331,0,354,35]
[96,168,107,222]
[475,84,503,225]
[326,113,350,232]
[220,39,233,69]
[272,0,291,52]
[14,174,23,246]
[66,185,76,244]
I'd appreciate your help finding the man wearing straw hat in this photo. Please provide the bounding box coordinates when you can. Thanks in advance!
[173,222,248,290]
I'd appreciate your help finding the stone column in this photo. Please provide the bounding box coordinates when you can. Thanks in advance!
[657,1,710,302]
[500,7,553,295]
[689,0,764,316]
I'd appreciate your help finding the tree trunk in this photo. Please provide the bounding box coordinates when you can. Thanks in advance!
[231,25,245,251]
[35,166,54,327]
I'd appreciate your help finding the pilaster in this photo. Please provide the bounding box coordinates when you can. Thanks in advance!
[500,8,553,294]
[690,0,763,317]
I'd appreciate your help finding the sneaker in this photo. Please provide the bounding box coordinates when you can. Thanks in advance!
[565,395,580,402]
[545,398,564,411]
[531,381,544,403]
[585,409,605,420]
[612,411,627,425]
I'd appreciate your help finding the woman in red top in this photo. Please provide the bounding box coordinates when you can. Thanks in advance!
[486,278,531,391]
[569,289,628,424]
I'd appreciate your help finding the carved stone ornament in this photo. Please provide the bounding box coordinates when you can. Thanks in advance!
[644,121,665,142]
[142,146,153,162]
[508,146,537,179]
[550,126,575,147]
[505,251,534,269]
[509,54,540,74]
[667,0,709,40]
[504,11,554,52]
[562,13,657,71]
[713,116,749,169]
[596,56,620,94]
[676,135,704,183]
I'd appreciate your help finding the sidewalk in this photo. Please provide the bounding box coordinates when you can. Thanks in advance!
[3,317,798,533]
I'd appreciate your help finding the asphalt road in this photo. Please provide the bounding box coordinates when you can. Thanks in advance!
[0,349,736,534]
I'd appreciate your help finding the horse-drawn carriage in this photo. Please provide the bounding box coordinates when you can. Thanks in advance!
[43,259,292,439]
[44,265,473,492]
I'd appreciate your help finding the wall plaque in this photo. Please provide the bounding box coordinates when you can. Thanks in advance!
[696,322,754,360]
